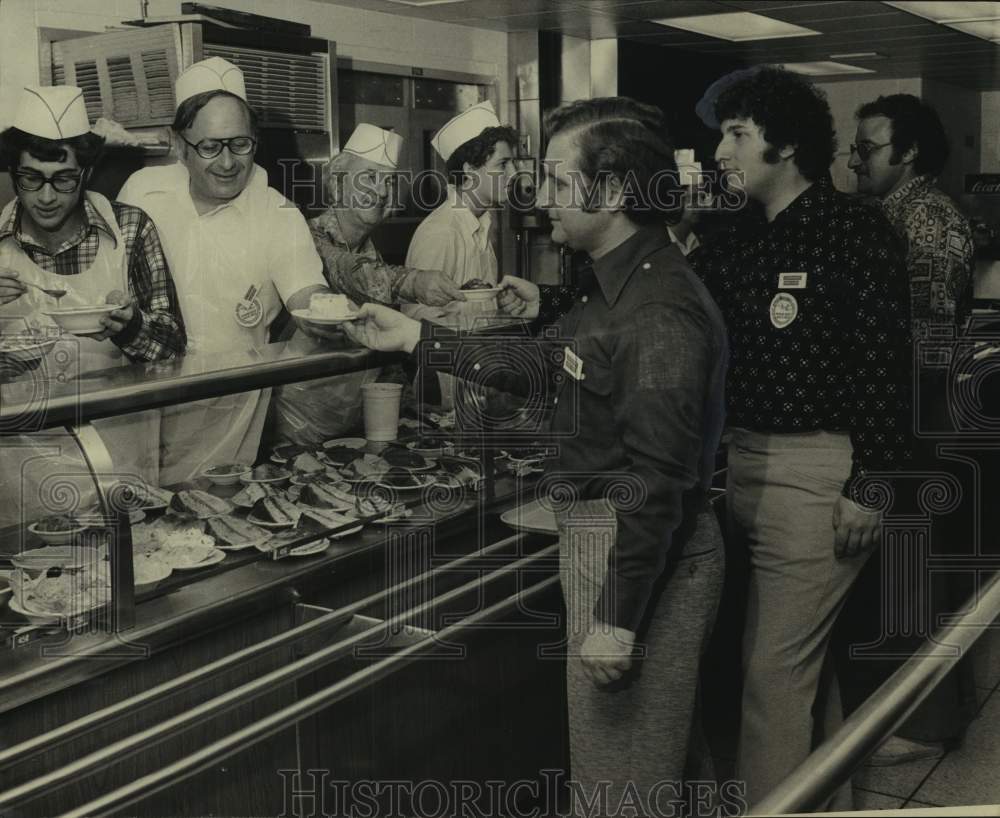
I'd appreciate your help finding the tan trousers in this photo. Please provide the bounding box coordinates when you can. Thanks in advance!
[728,429,872,813]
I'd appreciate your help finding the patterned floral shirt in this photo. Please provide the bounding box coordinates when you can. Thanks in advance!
[879,174,974,333]
[689,181,914,499]
[308,210,413,305]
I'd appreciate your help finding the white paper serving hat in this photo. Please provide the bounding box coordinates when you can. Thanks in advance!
[431,100,501,162]
[674,148,702,187]
[12,86,90,140]
[175,57,247,106]
[343,124,403,169]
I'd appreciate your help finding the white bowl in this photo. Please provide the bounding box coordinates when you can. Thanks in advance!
[27,521,88,545]
[201,463,253,486]
[43,305,122,335]
[11,544,99,574]
[134,559,172,593]
[460,287,501,302]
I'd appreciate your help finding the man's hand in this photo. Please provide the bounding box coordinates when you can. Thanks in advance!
[833,495,882,559]
[497,275,540,319]
[0,269,26,306]
[86,290,134,341]
[402,270,467,307]
[342,303,422,353]
[580,623,636,687]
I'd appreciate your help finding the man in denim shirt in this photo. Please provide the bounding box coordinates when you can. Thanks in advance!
[344,97,729,816]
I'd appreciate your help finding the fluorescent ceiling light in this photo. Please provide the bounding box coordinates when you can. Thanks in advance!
[780,61,877,75]
[947,18,1000,37]
[829,51,886,60]
[382,0,468,6]
[883,1,1000,22]
[651,12,821,41]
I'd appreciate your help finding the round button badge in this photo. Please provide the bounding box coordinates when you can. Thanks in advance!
[769,292,798,329]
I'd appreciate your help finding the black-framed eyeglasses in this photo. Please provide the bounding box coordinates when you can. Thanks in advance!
[13,170,83,193]
[849,141,892,161]
[180,135,256,160]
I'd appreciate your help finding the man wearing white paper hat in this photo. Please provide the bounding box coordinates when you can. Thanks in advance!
[404,101,517,413]
[272,123,468,445]
[405,100,517,317]
[0,85,185,518]
[666,149,705,257]
[118,57,339,483]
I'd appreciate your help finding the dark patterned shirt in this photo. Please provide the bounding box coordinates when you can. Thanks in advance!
[689,182,914,499]
[0,197,186,361]
[879,175,974,332]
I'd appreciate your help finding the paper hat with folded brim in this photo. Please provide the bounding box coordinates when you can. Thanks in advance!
[175,57,247,106]
[12,86,91,140]
[431,100,501,162]
[674,149,702,187]
[343,124,403,169]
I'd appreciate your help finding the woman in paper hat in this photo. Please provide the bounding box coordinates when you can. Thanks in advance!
[272,123,468,445]
[0,85,185,523]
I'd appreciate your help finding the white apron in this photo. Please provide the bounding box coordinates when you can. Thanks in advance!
[0,192,159,524]
[155,197,274,486]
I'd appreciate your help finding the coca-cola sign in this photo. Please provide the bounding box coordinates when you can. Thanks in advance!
[966,174,1000,194]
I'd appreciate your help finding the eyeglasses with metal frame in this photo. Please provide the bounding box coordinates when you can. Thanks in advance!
[848,141,892,161]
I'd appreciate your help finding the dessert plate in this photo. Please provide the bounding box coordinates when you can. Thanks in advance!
[291,309,358,325]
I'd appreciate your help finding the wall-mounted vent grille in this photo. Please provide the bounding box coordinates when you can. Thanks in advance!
[51,25,181,127]
[204,43,328,131]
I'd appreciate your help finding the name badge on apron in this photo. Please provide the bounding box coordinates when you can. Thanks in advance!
[563,346,584,380]
[235,284,263,328]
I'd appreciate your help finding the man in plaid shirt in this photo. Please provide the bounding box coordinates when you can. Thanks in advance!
[0,95,185,362]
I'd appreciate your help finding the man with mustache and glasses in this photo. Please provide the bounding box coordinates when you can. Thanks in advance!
[835,93,977,768]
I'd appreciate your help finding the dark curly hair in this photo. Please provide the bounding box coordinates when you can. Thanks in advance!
[172,90,258,135]
[445,125,518,186]
[856,93,949,177]
[0,127,105,173]
[542,96,682,226]
[714,67,836,182]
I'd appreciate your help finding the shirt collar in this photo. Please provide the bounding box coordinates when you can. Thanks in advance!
[590,225,672,308]
[152,162,266,216]
[0,195,116,252]
[448,185,492,250]
[881,174,933,218]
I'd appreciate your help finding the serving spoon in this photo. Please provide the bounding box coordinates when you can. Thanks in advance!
[21,280,67,304]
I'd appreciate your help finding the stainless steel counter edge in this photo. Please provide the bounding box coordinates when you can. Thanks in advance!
[1,341,403,431]
[0,478,547,715]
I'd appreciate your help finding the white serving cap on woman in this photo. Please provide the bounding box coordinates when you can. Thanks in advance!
[431,100,501,162]
[342,124,403,169]
[175,57,247,106]
[12,86,90,139]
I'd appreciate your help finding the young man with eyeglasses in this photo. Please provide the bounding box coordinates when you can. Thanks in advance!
[0,86,184,360]
[0,85,184,496]
[118,57,333,484]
